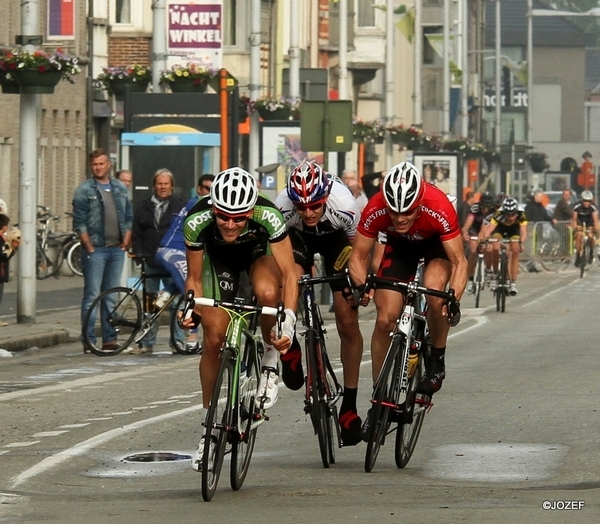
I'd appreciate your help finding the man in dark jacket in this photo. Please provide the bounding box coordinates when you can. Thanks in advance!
[131,168,186,354]
[524,190,551,223]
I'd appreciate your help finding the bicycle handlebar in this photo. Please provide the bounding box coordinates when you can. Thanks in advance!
[193,296,280,317]
[366,274,456,302]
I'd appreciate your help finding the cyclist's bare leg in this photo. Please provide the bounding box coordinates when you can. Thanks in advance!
[371,288,404,382]
[490,241,500,273]
[199,308,230,408]
[333,290,362,388]
[508,240,521,282]
[422,257,452,349]
[466,238,478,278]
[249,255,282,342]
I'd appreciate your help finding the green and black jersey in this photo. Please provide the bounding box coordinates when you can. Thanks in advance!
[183,194,288,271]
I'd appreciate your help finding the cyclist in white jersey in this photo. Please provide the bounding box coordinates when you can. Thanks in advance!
[275,161,364,446]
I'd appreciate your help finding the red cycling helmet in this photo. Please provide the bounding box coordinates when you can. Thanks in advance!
[287,161,331,205]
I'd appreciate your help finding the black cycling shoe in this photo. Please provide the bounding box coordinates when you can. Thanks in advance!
[339,409,362,446]
[280,338,304,391]
[417,358,446,396]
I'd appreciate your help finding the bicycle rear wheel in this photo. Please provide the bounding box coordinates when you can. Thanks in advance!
[306,329,331,468]
[202,347,234,501]
[66,240,83,276]
[395,345,428,468]
[83,287,141,356]
[365,336,402,473]
[44,238,64,278]
[230,339,261,490]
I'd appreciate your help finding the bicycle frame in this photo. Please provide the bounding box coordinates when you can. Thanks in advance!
[297,273,344,467]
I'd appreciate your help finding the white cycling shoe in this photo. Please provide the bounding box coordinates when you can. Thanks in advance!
[255,367,279,409]
[191,436,205,472]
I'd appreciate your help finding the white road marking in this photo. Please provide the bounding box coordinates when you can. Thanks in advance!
[520,276,579,308]
[11,404,201,488]
[57,423,90,429]
[3,441,40,448]
[31,431,68,438]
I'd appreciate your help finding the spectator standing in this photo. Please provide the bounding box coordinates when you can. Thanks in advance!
[0,214,20,322]
[578,151,595,193]
[552,188,574,225]
[155,174,214,353]
[73,149,133,354]
[116,169,133,189]
[341,169,369,211]
[524,190,551,223]
[131,168,186,354]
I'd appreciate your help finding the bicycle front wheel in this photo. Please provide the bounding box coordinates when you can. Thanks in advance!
[230,339,261,490]
[365,336,402,473]
[202,347,235,501]
[474,257,484,308]
[66,240,83,276]
[395,347,428,468]
[83,287,141,356]
[306,329,331,468]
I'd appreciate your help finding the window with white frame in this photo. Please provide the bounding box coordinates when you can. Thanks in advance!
[111,0,148,32]
[357,0,375,28]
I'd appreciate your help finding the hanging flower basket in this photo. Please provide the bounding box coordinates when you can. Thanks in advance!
[0,70,19,94]
[353,119,386,144]
[14,69,62,94]
[160,63,215,94]
[250,96,300,121]
[0,48,80,94]
[95,65,151,100]
[168,80,207,93]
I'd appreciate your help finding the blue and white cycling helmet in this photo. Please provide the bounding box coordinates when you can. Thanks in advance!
[287,161,331,205]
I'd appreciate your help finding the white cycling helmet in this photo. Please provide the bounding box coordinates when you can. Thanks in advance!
[501,197,519,214]
[581,190,594,202]
[210,168,258,215]
[382,161,424,213]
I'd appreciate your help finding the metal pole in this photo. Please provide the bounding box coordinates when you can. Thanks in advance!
[414,0,422,126]
[17,0,40,324]
[338,0,348,100]
[527,0,533,147]
[385,0,394,166]
[442,0,450,138]
[494,0,502,151]
[289,0,300,98]
[248,0,261,177]
[460,0,469,138]
[151,0,167,93]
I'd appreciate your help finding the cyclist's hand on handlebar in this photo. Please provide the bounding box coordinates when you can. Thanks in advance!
[270,307,296,354]
[177,290,201,329]
[444,294,461,327]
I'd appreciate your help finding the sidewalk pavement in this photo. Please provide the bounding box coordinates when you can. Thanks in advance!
[0,276,82,352]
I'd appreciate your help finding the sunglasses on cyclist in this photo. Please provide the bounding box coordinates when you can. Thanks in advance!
[295,202,325,212]
[214,212,249,224]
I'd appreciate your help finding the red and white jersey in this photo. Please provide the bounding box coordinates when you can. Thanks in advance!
[358,183,460,243]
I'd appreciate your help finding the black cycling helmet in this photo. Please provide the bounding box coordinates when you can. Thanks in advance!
[480,191,495,208]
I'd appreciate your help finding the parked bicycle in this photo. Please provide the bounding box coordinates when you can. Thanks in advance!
[35,206,63,279]
[82,256,199,356]
[181,291,283,501]
[362,273,457,473]
[297,272,345,468]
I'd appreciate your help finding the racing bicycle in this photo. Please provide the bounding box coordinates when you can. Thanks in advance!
[574,224,595,278]
[297,272,345,468]
[181,291,283,501]
[362,273,458,473]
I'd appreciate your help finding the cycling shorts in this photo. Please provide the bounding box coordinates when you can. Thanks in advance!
[201,246,267,302]
[288,228,351,292]
[376,235,447,290]
[491,223,521,239]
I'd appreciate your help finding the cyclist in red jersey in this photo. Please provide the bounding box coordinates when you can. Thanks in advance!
[348,162,466,416]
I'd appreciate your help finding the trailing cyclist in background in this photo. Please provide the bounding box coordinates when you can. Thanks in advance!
[181,167,298,472]
[275,161,364,447]
[348,161,466,438]
[481,197,527,296]
[461,191,497,294]
[572,191,599,269]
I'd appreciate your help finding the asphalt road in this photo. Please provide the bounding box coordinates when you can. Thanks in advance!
[1,267,599,523]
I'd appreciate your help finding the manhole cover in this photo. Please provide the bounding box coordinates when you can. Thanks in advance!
[122,452,191,463]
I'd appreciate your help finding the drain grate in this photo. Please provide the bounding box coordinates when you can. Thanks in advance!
[122,452,191,463]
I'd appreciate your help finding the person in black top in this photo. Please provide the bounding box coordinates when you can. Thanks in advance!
[572,191,599,266]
